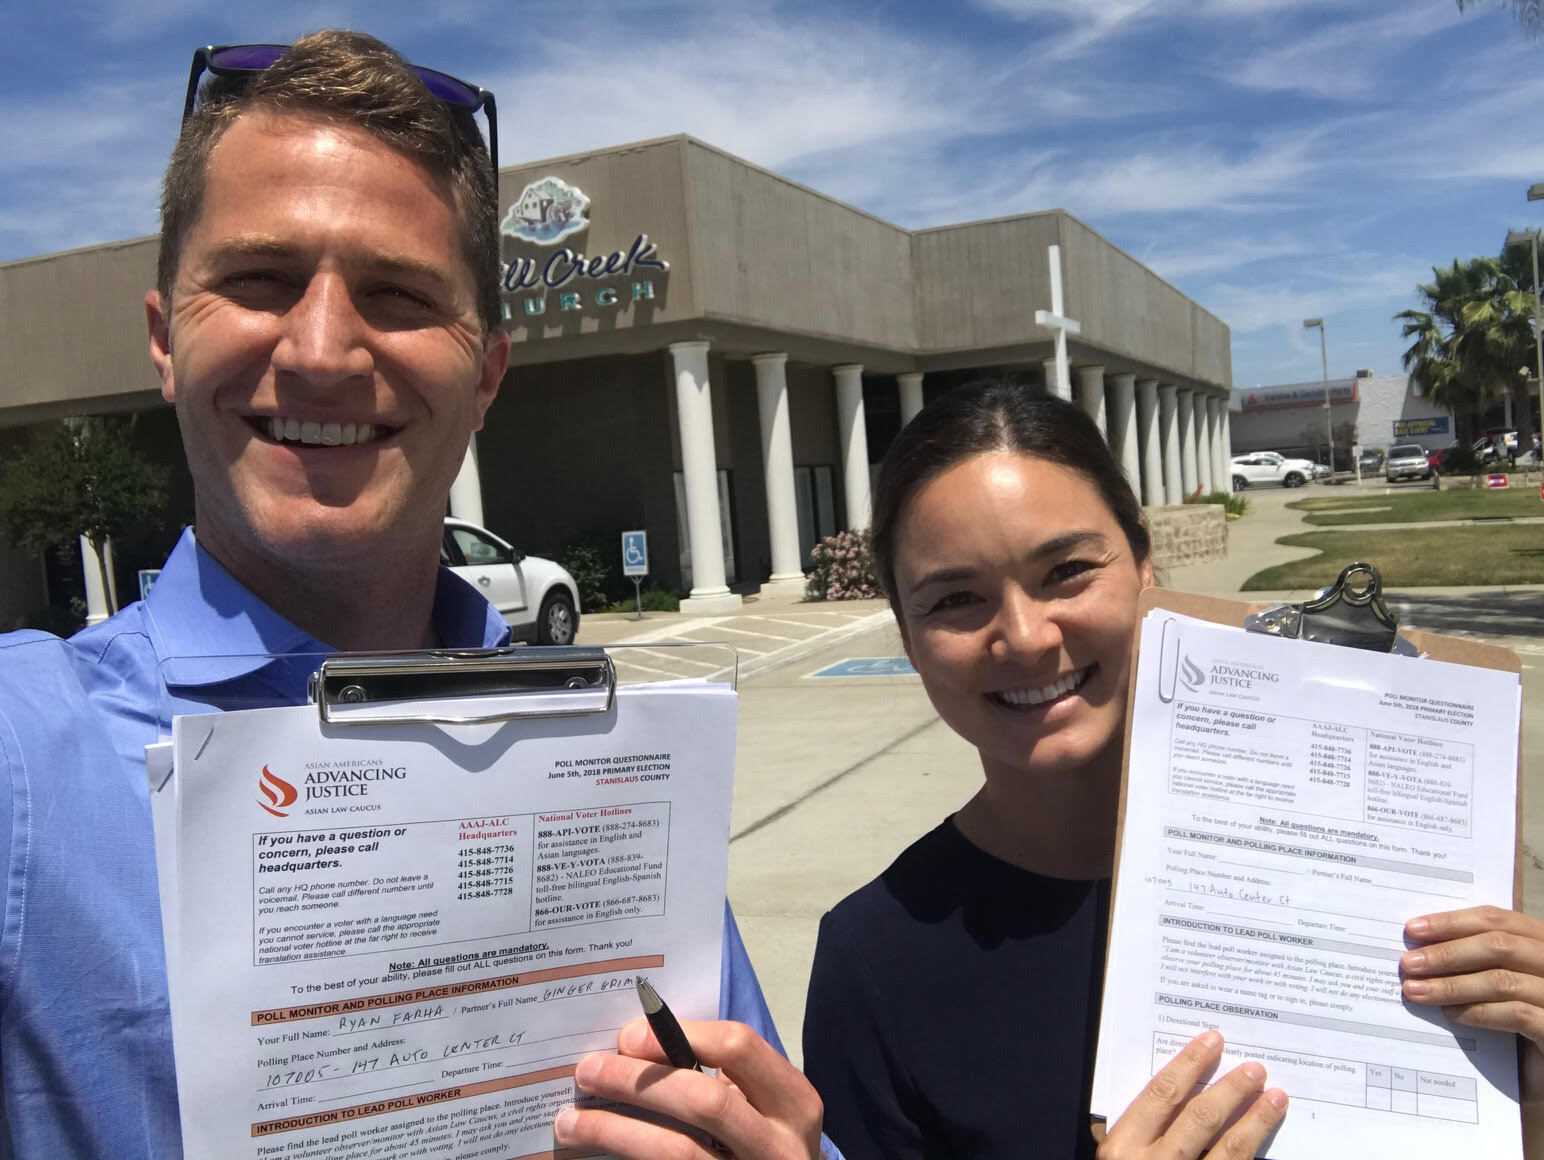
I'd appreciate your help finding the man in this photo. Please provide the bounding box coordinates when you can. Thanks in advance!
[0,32,824,1160]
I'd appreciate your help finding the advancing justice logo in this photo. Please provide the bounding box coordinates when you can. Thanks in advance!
[1180,656,1207,692]
[1178,653,1282,695]
[257,765,299,818]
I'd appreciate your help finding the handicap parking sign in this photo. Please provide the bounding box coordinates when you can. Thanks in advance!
[621,530,649,577]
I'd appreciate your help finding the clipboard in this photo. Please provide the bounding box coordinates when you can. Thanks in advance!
[1111,564,1525,915]
[1095,562,1527,1153]
[146,642,743,1160]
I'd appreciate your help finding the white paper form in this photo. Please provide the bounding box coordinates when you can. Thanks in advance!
[155,682,736,1160]
[1091,612,1523,1160]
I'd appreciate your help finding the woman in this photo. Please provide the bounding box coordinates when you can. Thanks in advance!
[802,381,1544,1160]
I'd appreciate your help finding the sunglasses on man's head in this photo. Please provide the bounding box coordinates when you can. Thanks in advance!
[182,43,499,173]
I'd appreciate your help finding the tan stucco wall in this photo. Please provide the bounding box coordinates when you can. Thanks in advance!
[0,236,162,420]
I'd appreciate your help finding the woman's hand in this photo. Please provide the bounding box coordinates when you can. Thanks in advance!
[1403,905,1544,1145]
[553,1018,823,1160]
[1098,1030,1287,1160]
[1402,907,1544,1054]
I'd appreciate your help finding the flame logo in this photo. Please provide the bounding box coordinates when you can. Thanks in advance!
[1180,656,1207,691]
[258,765,299,817]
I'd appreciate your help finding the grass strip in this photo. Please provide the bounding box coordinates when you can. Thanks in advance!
[1242,525,1544,590]
[1291,488,1544,526]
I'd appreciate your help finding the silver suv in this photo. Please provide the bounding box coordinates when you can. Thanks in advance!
[1384,444,1432,483]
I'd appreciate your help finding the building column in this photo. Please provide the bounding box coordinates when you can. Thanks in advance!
[1042,358,1071,401]
[1159,385,1183,505]
[1220,405,1235,492]
[1076,365,1107,437]
[1195,392,1215,494]
[833,364,872,530]
[1176,387,1198,498]
[670,341,742,614]
[448,437,484,527]
[1135,378,1164,506]
[1208,395,1230,494]
[81,535,114,624]
[753,353,807,596]
[1106,372,1141,498]
[897,372,924,426]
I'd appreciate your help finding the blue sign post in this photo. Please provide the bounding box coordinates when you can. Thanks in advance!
[621,531,648,619]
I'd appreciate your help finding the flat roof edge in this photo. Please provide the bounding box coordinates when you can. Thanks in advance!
[0,233,158,270]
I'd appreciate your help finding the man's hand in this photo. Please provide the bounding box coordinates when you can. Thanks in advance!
[553,1019,823,1160]
[1097,1031,1287,1160]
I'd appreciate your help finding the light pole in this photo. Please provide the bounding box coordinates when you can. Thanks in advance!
[1303,317,1333,474]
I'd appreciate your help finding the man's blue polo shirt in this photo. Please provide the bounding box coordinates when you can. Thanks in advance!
[0,529,790,1159]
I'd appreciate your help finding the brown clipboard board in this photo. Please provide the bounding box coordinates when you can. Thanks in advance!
[1094,585,1527,1145]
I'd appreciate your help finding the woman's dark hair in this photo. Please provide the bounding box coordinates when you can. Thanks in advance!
[871,379,1151,612]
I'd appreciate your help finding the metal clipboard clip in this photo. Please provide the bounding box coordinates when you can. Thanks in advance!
[1242,562,1418,657]
[308,646,618,726]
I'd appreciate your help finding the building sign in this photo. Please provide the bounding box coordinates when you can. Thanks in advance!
[1393,416,1449,438]
[499,177,668,323]
[1238,380,1359,413]
[500,176,590,244]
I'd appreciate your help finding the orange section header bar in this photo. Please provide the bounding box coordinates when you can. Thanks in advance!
[250,1063,578,1136]
[250,954,664,1026]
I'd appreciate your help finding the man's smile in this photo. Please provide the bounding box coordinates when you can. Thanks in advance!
[246,416,396,446]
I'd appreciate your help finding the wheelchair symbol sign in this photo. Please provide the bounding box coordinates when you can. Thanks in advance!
[622,530,649,577]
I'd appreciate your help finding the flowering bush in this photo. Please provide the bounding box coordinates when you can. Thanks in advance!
[804,529,881,601]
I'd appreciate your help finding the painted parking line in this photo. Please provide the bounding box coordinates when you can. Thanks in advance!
[750,616,830,632]
[711,624,800,643]
[807,657,917,679]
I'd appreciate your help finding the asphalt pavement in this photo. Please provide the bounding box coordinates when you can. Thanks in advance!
[571,484,1543,1066]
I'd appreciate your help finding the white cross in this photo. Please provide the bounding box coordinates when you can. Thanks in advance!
[1034,243,1081,399]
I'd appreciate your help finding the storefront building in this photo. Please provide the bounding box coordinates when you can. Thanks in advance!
[0,135,1234,624]
[1228,372,1457,465]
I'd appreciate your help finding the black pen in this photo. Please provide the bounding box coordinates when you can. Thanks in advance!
[635,976,702,1072]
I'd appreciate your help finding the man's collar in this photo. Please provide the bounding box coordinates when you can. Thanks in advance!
[145,528,511,689]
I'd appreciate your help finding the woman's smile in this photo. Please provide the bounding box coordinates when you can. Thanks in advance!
[986,664,1097,710]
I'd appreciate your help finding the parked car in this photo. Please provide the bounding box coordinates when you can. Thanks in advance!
[1229,451,1323,489]
[442,517,580,645]
[1480,427,1520,462]
[1357,447,1385,474]
[1384,444,1433,483]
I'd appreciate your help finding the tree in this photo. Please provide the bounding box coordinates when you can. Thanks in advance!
[0,418,169,615]
[1393,255,1534,444]
[1456,0,1544,39]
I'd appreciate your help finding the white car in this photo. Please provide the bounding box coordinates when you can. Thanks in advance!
[442,518,580,645]
[1229,451,1323,490]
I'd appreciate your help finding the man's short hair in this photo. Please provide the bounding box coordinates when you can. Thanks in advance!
[157,30,502,333]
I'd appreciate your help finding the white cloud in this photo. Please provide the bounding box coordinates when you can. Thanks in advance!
[1223,5,1467,100]
[1138,234,1317,278]
[1197,260,1432,333]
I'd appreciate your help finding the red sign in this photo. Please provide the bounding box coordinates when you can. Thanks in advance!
[1486,473,1508,489]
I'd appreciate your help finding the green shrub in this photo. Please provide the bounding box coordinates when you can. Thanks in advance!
[604,588,681,613]
[1437,444,1481,475]
[805,529,881,601]
[1184,489,1250,517]
[555,533,621,613]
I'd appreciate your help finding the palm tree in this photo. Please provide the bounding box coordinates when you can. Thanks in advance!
[1395,256,1534,444]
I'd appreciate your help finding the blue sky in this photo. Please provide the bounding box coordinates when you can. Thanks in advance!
[3,0,1541,388]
